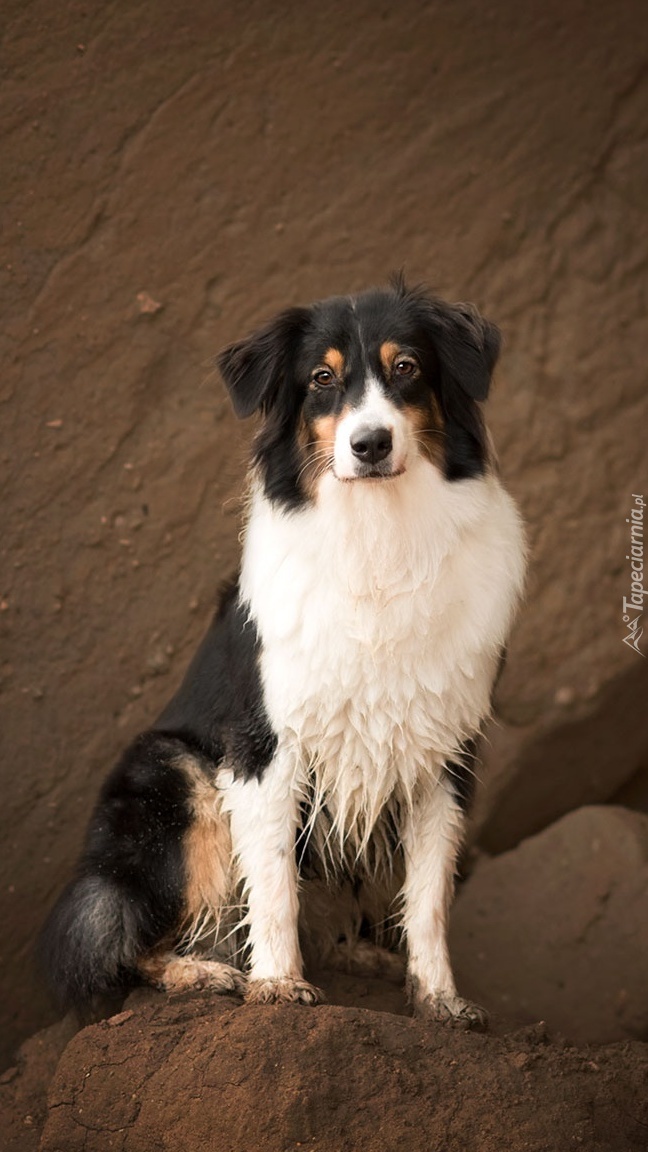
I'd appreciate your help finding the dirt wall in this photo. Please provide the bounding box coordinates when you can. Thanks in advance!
[1,0,648,1068]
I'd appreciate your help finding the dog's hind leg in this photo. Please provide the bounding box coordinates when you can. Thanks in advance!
[41,735,244,1010]
[300,877,405,983]
[137,756,247,996]
[138,952,246,994]
[327,939,406,983]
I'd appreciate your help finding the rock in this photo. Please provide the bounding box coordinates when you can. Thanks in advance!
[0,1016,76,1152]
[37,993,647,1152]
[613,757,648,815]
[477,661,648,852]
[451,806,648,1042]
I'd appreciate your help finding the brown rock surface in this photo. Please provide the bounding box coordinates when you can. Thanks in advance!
[1,0,648,1067]
[479,663,648,852]
[34,993,648,1152]
[451,806,648,1042]
[614,758,648,815]
[0,1016,76,1152]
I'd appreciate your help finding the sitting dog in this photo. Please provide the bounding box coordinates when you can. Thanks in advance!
[41,278,526,1028]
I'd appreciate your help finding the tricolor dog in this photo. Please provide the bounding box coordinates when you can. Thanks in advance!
[42,279,526,1028]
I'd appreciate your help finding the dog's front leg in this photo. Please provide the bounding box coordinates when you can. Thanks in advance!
[225,752,322,1006]
[402,777,487,1029]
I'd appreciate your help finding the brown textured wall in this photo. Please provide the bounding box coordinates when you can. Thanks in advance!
[1,0,647,1065]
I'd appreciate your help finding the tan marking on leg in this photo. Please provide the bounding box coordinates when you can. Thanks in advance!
[135,757,245,996]
[185,771,232,921]
[175,755,235,951]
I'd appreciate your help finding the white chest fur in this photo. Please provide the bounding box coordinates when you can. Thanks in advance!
[239,459,525,846]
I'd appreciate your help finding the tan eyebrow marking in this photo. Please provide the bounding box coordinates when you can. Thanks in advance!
[322,347,345,378]
[379,341,400,375]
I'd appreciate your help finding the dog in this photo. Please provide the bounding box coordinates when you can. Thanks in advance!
[41,278,526,1028]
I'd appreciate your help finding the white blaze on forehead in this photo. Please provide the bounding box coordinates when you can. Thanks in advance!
[333,378,409,480]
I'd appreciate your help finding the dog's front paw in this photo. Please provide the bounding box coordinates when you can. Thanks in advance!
[411,986,488,1031]
[245,977,324,1006]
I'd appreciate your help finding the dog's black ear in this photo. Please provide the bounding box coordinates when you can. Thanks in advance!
[218,307,310,419]
[427,300,501,402]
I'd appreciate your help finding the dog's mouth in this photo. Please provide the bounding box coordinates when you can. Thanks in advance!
[335,465,406,483]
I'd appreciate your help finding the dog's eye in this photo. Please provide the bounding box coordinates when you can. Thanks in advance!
[312,368,335,387]
[394,358,417,378]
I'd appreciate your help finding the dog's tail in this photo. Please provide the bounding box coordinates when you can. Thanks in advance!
[39,873,141,1010]
[39,732,194,1011]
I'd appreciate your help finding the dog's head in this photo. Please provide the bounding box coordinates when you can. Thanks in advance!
[219,278,500,509]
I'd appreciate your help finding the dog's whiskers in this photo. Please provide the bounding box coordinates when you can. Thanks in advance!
[296,449,335,485]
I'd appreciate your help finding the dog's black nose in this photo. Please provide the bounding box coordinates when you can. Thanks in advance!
[350,426,393,464]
